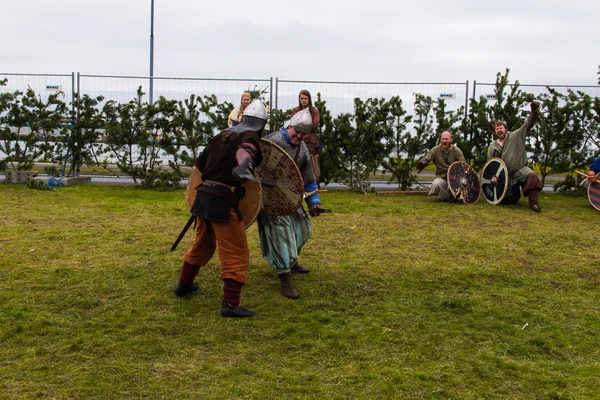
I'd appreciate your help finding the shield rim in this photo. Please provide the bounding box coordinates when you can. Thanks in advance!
[480,157,509,205]
[588,180,600,212]
[185,167,262,229]
[255,138,304,216]
[447,161,481,206]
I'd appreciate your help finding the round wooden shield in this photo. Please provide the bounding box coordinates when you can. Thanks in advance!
[447,161,481,205]
[185,167,262,229]
[588,181,600,212]
[254,138,304,216]
[480,158,509,205]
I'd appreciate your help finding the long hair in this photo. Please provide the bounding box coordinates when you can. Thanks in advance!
[239,92,252,113]
[298,90,313,108]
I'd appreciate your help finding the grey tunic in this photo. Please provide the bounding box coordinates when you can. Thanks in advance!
[487,122,533,183]
[424,144,466,179]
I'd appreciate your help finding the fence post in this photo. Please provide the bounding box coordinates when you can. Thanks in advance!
[472,80,477,100]
[71,72,75,117]
[269,77,273,110]
[275,77,279,110]
[76,73,81,117]
[464,80,469,119]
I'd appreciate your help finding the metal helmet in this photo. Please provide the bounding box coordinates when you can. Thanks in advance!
[289,108,312,134]
[225,99,267,134]
[243,100,267,121]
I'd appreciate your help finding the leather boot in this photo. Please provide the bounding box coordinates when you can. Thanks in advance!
[279,272,299,299]
[291,262,310,274]
[173,283,199,297]
[221,301,257,318]
[528,189,541,212]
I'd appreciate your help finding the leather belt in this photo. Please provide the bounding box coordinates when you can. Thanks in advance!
[203,179,237,192]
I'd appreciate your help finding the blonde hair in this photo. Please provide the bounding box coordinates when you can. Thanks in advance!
[240,92,252,112]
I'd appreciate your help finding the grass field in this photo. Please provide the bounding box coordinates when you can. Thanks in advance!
[1,183,599,399]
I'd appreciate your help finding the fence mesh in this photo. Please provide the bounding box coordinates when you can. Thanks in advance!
[472,82,600,102]
[276,79,469,117]
[77,74,273,108]
[0,72,75,105]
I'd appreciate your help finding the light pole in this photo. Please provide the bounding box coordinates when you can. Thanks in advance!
[149,0,155,104]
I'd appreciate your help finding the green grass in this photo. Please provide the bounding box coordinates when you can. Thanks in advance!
[1,183,599,399]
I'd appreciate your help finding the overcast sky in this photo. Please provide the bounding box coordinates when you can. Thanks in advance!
[2,0,599,86]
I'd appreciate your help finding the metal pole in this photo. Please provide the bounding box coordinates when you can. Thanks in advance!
[472,80,477,100]
[149,0,155,104]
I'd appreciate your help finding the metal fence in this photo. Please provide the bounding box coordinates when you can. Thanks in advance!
[472,81,600,103]
[76,74,273,110]
[0,72,76,105]
[2,72,600,119]
[275,79,469,118]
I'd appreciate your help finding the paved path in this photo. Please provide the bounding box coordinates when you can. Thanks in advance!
[1,172,560,192]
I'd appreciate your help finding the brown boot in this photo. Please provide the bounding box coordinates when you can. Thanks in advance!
[528,189,541,212]
[279,272,299,299]
[291,262,310,274]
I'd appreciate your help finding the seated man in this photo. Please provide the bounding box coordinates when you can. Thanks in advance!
[416,131,466,202]
[487,101,542,212]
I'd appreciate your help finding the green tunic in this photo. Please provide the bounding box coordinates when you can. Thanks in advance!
[487,122,533,183]
[424,145,466,178]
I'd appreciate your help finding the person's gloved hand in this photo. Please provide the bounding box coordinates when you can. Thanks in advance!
[587,170,597,183]
[309,204,321,217]
[416,159,428,173]
[232,158,251,183]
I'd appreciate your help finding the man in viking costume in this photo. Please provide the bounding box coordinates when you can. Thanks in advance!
[291,90,321,182]
[487,101,542,212]
[259,108,322,300]
[174,100,267,318]
[416,131,466,202]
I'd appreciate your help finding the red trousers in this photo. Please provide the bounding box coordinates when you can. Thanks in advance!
[183,209,250,284]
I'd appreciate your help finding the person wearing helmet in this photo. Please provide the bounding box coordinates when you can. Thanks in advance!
[258,108,323,300]
[174,100,267,318]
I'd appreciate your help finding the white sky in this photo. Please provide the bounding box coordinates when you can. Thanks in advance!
[2,0,599,85]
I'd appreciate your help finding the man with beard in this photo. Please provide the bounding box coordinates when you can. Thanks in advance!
[258,108,322,300]
[487,101,542,212]
[416,131,466,202]
[173,100,267,318]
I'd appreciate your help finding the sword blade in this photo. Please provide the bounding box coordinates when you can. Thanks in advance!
[238,173,277,187]
[170,215,196,252]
